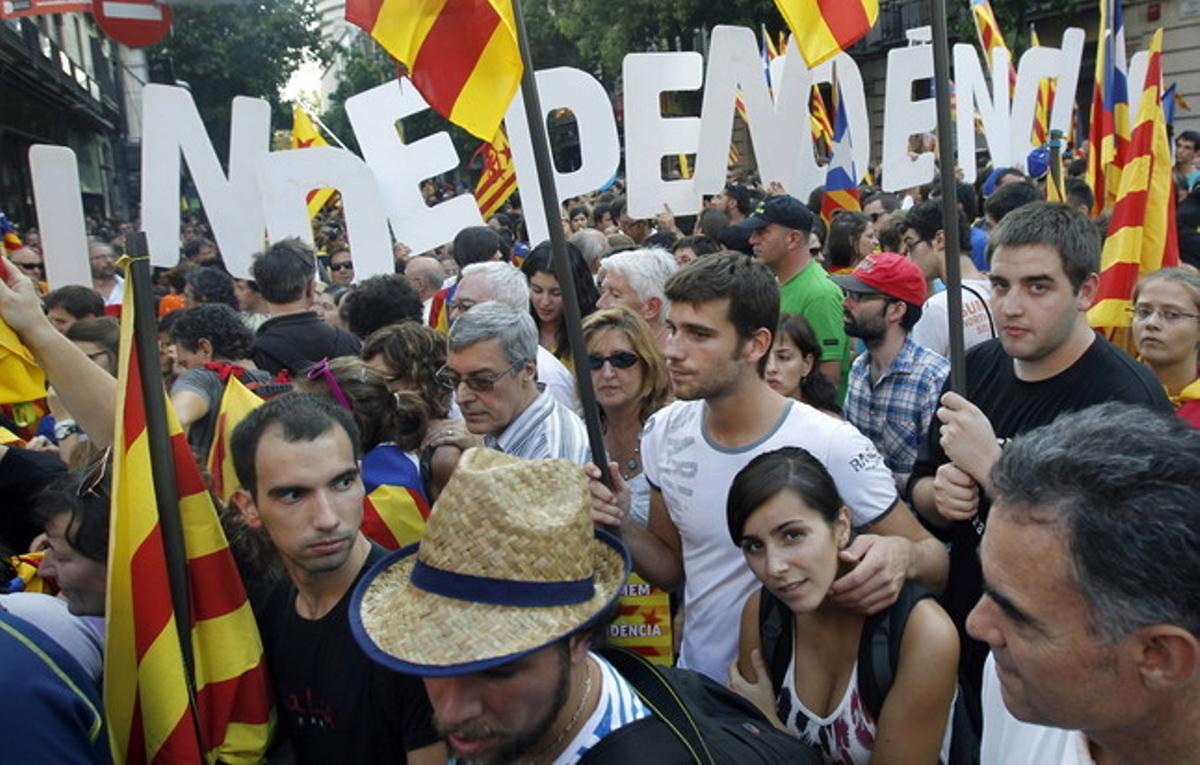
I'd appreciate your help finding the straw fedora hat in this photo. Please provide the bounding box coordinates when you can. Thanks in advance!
[350,447,630,676]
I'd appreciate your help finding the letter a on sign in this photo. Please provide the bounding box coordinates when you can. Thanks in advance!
[92,0,171,47]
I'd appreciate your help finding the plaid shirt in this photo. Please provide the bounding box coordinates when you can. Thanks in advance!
[844,336,950,479]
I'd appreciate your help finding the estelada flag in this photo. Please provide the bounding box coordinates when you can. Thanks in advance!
[360,443,432,550]
[775,0,878,68]
[345,0,521,142]
[1087,28,1178,353]
[291,104,336,219]
[821,79,862,225]
[206,372,264,506]
[1086,0,1131,216]
[106,260,273,763]
[473,127,518,221]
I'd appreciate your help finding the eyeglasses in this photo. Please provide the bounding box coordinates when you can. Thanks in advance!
[436,361,523,392]
[76,447,112,498]
[901,237,929,253]
[1130,305,1200,324]
[14,261,44,274]
[587,351,639,371]
[330,261,354,272]
[304,358,353,411]
[448,298,477,315]
[843,290,888,303]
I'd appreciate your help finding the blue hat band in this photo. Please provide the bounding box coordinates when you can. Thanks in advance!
[410,559,596,607]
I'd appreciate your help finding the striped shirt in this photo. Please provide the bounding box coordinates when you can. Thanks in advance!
[844,336,950,479]
[552,653,652,764]
[484,388,591,465]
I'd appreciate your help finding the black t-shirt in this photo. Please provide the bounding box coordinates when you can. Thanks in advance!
[0,446,66,552]
[257,544,439,764]
[253,312,362,376]
[908,336,1171,708]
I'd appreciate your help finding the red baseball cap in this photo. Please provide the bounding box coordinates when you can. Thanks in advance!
[830,252,927,306]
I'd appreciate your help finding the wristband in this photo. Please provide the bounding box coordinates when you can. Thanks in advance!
[54,420,82,441]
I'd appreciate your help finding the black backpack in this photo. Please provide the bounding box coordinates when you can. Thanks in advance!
[758,581,980,765]
[578,648,824,764]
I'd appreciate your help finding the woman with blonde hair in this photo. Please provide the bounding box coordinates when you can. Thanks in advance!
[1131,267,1200,427]
[582,306,671,526]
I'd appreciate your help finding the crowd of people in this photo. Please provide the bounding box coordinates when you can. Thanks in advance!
[1,136,1199,765]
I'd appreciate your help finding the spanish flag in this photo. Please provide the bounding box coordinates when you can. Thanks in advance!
[291,104,336,219]
[775,0,878,68]
[1087,29,1178,352]
[473,127,518,220]
[206,373,264,506]
[345,0,522,141]
[106,262,273,763]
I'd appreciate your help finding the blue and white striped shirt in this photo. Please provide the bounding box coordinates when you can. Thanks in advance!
[484,388,592,466]
[552,653,652,764]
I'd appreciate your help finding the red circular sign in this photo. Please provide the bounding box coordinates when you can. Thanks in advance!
[92,0,172,48]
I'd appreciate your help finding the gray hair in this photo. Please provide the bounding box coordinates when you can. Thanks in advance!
[459,261,529,309]
[447,300,538,367]
[570,228,610,269]
[989,402,1200,643]
[599,247,678,307]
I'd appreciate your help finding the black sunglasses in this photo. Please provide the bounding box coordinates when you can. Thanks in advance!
[587,351,639,371]
[76,446,112,498]
[330,260,354,271]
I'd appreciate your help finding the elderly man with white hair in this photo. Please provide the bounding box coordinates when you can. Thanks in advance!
[449,261,578,412]
[596,247,678,351]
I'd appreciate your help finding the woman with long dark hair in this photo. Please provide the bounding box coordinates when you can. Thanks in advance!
[519,240,599,370]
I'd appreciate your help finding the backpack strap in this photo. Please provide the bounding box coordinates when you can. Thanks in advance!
[755,586,793,699]
[598,647,715,765]
[856,582,934,721]
[960,283,997,338]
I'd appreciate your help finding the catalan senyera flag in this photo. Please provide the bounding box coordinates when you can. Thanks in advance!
[810,85,835,149]
[970,0,1017,93]
[345,0,521,141]
[1047,149,1067,203]
[820,80,862,225]
[473,127,518,220]
[206,373,263,506]
[1087,0,1130,216]
[1030,26,1056,147]
[107,262,273,764]
[1087,28,1179,352]
[776,0,878,68]
[291,104,336,219]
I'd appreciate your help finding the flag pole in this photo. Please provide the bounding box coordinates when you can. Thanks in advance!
[1049,128,1065,195]
[509,0,610,484]
[929,0,966,395]
[125,233,206,749]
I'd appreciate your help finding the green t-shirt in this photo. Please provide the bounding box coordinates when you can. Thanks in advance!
[778,260,852,399]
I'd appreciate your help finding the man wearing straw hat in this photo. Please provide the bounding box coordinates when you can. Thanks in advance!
[350,447,648,764]
[350,448,817,764]
[229,394,444,764]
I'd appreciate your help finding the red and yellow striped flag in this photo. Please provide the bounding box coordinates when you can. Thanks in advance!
[291,104,335,219]
[1087,29,1179,352]
[810,85,834,148]
[345,0,521,141]
[1031,27,1055,146]
[776,0,878,68]
[206,373,263,506]
[970,0,1017,93]
[473,127,518,220]
[107,262,274,764]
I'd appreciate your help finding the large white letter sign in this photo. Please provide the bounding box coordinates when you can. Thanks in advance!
[882,44,937,192]
[345,80,483,255]
[954,43,1012,183]
[258,147,394,279]
[140,85,269,276]
[1011,45,1066,164]
[1051,29,1085,141]
[506,67,622,246]
[29,145,90,289]
[695,26,798,200]
[623,51,703,218]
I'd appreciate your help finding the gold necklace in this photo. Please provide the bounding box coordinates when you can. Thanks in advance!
[531,661,594,763]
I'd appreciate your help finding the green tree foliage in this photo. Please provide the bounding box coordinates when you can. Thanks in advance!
[149,0,323,157]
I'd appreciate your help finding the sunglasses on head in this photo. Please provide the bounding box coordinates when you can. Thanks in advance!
[587,351,639,371]
[330,260,354,271]
[77,446,112,499]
